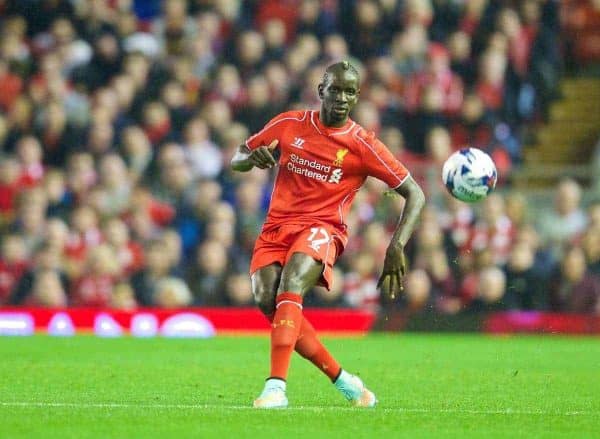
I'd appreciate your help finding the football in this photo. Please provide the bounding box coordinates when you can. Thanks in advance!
[442,147,497,203]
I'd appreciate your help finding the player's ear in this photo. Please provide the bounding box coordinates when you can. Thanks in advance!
[318,83,324,99]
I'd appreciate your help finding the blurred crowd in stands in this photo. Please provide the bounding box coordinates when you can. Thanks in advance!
[0,0,599,315]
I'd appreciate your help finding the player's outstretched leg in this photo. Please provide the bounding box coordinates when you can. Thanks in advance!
[295,317,341,379]
[298,321,376,406]
[296,318,376,407]
[253,292,303,409]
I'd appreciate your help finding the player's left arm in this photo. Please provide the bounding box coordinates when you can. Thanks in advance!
[377,176,426,299]
[357,129,426,299]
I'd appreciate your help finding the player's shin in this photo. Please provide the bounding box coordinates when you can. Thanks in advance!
[295,318,341,381]
[269,292,303,380]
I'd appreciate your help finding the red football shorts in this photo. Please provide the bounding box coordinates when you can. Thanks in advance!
[249,223,343,290]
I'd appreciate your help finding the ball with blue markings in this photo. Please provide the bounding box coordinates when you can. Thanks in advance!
[442,148,497,203]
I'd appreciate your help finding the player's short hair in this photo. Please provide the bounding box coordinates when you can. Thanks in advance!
[322,60,360,84]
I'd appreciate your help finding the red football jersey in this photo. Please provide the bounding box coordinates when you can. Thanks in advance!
[246,110,410,245]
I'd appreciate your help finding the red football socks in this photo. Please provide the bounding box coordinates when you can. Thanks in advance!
[270,292,304,380]
[265,301,341,382]
[295,318,341,382]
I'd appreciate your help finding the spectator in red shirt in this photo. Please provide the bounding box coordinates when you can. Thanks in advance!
[459,0,488,36]
[449,93,494,149]
[0,157,22,225]
[476,48,508,112]
[71,244,119,308]
[16,135,45,188]
[404,43,464,116]
[102,217,144,277]
[0,234,29,304]
[0,58,23,111]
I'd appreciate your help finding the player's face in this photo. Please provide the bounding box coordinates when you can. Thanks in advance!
[319,70,360,127]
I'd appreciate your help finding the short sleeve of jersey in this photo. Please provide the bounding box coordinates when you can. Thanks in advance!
[245,111,304,151]
[355,129,410,189]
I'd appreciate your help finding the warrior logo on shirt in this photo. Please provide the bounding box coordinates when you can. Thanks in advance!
[291,137,305,149]
[333,148,348,166]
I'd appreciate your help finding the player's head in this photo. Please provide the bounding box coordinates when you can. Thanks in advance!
[318,61,360,127]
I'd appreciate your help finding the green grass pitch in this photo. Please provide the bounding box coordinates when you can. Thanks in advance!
[0,334,599,438]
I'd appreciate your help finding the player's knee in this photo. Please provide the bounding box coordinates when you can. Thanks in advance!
[277,274,305,294]
[277,253,323,294]
[253,288,275,316]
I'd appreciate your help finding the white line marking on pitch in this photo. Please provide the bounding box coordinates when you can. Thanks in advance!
[0,402,592,416]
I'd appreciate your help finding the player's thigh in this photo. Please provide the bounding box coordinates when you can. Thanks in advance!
[251,263,282,314]
[278,252,324,295]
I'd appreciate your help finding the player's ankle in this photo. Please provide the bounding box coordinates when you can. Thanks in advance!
[331,368,343,383]
[265,377,286,391]
[333,369,350,385]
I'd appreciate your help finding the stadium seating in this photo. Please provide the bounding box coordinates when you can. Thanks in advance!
[0,0,599,317]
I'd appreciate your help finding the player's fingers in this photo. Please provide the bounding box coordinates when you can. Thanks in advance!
[388,276,395,299]
[264,152,277,166]
[252,149,274,168]
[253,148,268,162]
[390,271,402,297]
[249,154,268,168]
[263,148,277,165]
[400,256,407,276]
[393,272,402,296]
[268,139,279,150]
[256,147,277,166]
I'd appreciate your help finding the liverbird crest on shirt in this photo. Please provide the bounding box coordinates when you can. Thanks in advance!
[333,148,349,167]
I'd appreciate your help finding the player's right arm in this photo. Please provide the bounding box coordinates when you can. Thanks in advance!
[231,140,278,172]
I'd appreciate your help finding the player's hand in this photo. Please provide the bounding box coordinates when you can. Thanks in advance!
[249,140,278,169]
[377,243,407,300]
